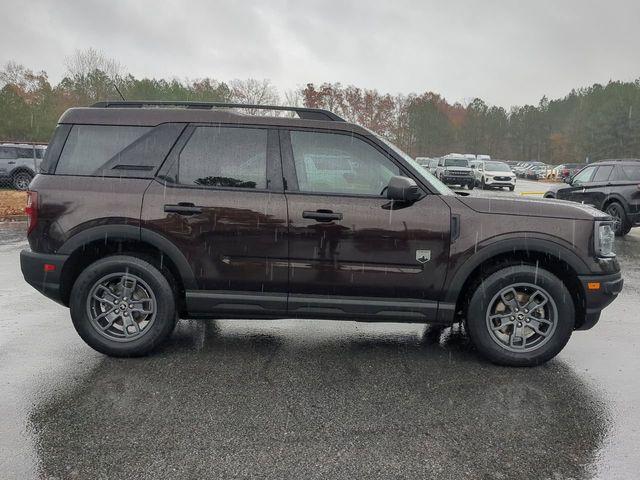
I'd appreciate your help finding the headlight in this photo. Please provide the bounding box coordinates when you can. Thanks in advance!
[594,221,616,257]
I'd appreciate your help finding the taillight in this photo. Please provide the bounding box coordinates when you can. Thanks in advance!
[25,191,38,235]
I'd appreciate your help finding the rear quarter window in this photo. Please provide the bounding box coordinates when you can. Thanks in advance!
[55,124,184,177]
[621,165,640,181]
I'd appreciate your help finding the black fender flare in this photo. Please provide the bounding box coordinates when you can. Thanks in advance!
[442,236,590,305]
[57,224,197,289]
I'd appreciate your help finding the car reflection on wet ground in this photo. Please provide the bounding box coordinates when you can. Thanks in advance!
[1,189,639,478]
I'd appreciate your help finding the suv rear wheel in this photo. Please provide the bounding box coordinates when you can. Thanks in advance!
[465,265,574,366]
[605,202,631,236]
[12,170,33,191]
[70,255,177,357]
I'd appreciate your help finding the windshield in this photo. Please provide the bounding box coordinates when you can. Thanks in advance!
[484,162,511,172]
[444,158,469,167]
[367,131,453,195]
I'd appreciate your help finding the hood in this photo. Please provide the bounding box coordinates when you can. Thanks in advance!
[457,194,609,221]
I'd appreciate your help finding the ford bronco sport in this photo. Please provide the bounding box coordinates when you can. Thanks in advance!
[20,101,623,366]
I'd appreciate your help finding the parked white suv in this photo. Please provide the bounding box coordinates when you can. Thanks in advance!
[471,160,516,190]
[0,143,46,190]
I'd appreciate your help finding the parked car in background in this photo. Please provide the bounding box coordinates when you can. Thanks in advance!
[471,160,516,190]
[435,155,475,189]
[21,101,623,366]
[427,158,439,175]
[544,159,640,236]
[526,165,550,180]
[415,157,431,167]
[555,163,583,179]
[0,143,46,190]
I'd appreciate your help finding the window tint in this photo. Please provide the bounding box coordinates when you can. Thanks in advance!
[0,147,16,159]
[572,166,596,184]
[177,126,267,189]
[290,131,400,195]
[621,165,640,181]
[17,147,35,158]
[56,125,151,175]
[592,165,613,182]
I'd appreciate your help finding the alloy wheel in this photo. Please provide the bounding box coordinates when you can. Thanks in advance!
[86,272,157,342]
[485,283,558,353]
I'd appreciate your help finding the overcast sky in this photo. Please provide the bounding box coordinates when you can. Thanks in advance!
[2,0,639,107]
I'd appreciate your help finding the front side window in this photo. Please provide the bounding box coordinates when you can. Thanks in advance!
[177,126,267,189]
[572,166,596,185]
[290,131,400,195]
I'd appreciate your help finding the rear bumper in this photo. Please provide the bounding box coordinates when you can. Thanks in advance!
[576,271,623,330]
[20,249,69,306]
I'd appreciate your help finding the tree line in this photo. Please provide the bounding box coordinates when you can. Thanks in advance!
[1,49,639,164]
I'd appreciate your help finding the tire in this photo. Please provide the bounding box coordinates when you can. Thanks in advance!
[465,265,574,367]
[544,192,555,199]
[467,182,475,190]
[605,202,630,237]
[509,186,515,191]
[12,171,33,191]
[70,255,177,357]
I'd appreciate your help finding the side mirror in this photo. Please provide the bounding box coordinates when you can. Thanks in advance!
[386,176,422,202]
[563,176,572,184]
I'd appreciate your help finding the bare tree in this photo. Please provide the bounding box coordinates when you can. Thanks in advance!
[230,78,280,114]
[64,47,121,79]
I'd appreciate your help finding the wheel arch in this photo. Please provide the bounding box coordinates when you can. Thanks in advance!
[601,194,629,212]
[445,238,588,328]
[57,225,197,308]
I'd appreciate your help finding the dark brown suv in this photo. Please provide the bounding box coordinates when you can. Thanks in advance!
[20,101,623,366]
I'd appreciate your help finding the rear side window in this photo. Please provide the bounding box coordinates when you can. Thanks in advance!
[592,165,613,182]
[55,124,183,177]
[17,147,35,158]
[177,126,267,189]
[57,125,151,175]
[620,165,640,181]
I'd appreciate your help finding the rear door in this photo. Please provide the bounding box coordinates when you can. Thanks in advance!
[281,129,451,321]
[141,124,289,317]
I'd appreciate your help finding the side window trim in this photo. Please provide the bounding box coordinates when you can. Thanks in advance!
[280,128,411,198]
[156,123,283,192]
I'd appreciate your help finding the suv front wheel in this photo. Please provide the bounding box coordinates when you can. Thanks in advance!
[70,255,177,357]
[465,265,574,366]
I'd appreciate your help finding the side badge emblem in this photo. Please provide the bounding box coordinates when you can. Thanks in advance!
[416,250,431,264]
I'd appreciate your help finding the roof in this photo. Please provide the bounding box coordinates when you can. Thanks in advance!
[57,101,370,135]
[590,158,640,164]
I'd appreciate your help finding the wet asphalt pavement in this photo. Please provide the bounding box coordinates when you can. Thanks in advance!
[1,180,639,479]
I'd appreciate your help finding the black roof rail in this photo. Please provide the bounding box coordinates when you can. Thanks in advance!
[90,101,345,122]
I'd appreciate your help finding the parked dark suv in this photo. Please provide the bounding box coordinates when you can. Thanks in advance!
[21,102,623,366]
[544,159,640,236]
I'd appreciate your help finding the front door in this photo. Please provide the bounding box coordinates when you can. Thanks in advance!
[281,129,451,321]
[142,125,289,316]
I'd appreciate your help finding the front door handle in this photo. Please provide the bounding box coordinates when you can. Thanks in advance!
[164,202,203,215]
[302,210,343,222]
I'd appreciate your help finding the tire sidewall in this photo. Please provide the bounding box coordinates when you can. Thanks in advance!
[70,255,176,357]
[466,265,575,366]
[606,202,628,236]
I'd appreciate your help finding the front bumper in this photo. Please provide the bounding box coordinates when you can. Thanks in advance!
[20,249,69,305]
[576,270,623,330]
[484,177,516,186]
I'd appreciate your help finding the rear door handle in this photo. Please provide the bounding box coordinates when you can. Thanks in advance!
[164,202,203,215]
[302,210,343,222]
